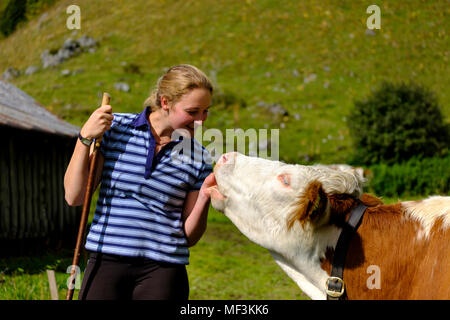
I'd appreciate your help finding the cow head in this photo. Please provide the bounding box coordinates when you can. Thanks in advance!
[209,152,365,299]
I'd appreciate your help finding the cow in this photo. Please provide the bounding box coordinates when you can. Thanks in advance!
[208,152,450,300]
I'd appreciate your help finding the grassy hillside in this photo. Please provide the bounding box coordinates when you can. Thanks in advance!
[0,0,448,165]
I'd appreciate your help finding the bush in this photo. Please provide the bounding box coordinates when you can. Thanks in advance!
[367,156,450,198]
[348,81,450,165]
[0,0,27,37]
[0,0,58,37]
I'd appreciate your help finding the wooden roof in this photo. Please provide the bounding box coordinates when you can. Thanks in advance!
[0,80,79,137]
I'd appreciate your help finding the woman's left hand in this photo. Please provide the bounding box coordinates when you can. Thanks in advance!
[199,173,216,198]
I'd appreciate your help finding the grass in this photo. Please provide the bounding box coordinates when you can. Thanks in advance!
[0,208,308,300]
[0,248,86,300]
[187,209,307,300]
[0,0,448,165]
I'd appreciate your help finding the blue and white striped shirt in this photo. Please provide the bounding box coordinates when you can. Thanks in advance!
[85,107,212,264]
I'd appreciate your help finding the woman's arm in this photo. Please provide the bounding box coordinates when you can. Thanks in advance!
[64,143,104,206]
[64,104,113,206]
[182,173,216,247]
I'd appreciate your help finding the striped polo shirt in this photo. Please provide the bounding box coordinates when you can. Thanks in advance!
[85,107,212,264]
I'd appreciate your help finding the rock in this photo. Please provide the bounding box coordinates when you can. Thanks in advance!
[2,67,20,80]
[257,101,268,108]
[58,38,82,60]
[114,82,130,92]
[41,35,98,68]
[61,69,71,77]
[24,65,39,75]
[303,73,317,84]
[267,103,288,116]
[365,29,376,36]
[77,35,97,49]
[62,38,81,51]
[41,49,65,68]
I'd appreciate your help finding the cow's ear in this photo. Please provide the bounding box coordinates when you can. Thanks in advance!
[287,180,329,229]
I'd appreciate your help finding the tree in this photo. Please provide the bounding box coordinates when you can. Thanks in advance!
[0,0,27,37]
[348,81,449,165]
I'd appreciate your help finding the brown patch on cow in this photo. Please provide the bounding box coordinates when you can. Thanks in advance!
[320,202,450,299]
[287,180,328,229]
[360,193,383,206]
[327,193,383,228]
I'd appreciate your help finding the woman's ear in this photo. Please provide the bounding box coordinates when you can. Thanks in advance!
[160,96,170,112]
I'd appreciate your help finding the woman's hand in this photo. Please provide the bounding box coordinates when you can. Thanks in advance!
[80,104,114,140]
[199,173,216,199]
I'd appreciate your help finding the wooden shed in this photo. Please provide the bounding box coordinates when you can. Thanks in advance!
[0,80,81,256]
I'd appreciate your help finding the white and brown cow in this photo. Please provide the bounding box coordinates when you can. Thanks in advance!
[209,152,450,300]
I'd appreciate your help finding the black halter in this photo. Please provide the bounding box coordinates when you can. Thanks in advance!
[326,202,368,300]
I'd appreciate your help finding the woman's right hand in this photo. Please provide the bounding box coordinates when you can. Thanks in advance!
[80,104,114,140]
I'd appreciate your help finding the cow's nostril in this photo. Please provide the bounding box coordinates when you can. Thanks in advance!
[222,155,228,163]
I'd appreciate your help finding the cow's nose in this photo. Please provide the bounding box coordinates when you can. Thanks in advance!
[215,152,237,170]
[221,152,237,164]
[221,154,229,163]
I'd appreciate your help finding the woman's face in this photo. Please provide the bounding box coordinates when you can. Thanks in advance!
[166,88,211,137]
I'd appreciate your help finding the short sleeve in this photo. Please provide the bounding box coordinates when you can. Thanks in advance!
[99,114,118,155]
[191,162,213,191]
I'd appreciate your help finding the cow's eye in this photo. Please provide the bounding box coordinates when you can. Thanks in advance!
[277,174,291,187]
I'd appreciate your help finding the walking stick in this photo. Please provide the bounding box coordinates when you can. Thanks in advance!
[66,92,111,300]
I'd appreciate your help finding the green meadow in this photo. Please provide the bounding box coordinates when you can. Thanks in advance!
[0,0,448,164]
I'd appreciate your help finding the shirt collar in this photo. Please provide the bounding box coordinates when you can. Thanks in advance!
[130,106,184,143]
[131,106,151,128]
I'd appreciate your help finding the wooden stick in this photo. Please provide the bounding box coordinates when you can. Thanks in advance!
[66,92,110,300]
[47,270,59,300]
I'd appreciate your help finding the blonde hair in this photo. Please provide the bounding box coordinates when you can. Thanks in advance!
[144,64,213,111]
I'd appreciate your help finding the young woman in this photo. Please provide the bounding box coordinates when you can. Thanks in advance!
[64,64,216,300]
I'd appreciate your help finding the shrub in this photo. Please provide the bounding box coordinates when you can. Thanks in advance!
[0,0,27,37]
[348,81,450,165]
[367,156,450,198]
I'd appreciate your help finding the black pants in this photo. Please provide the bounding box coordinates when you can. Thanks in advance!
[78,252,189,300]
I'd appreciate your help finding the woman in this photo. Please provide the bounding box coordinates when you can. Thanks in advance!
[64,64,216,300]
